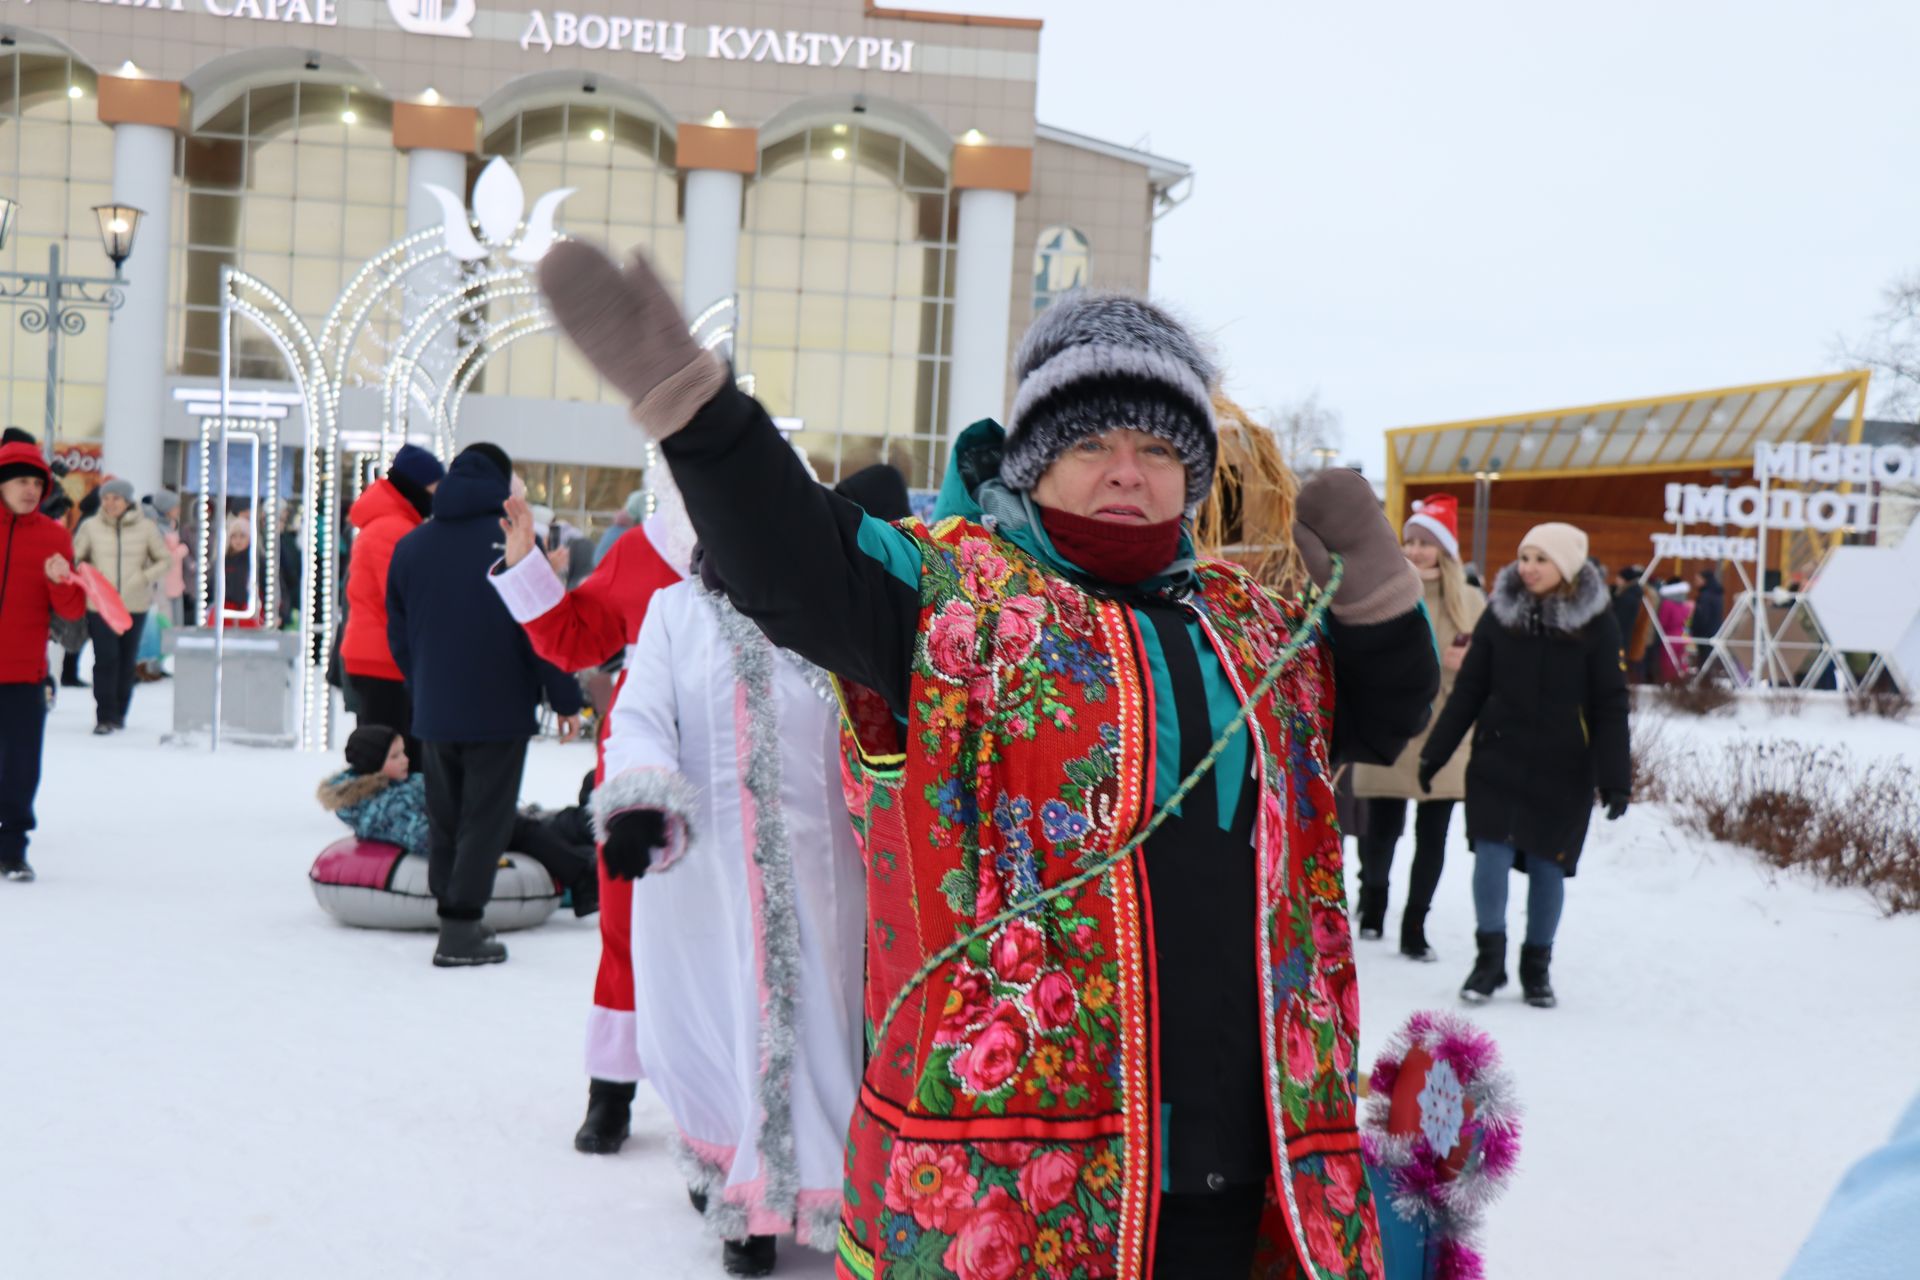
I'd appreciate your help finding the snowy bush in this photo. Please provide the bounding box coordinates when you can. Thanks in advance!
[1662,740,1920,916]
[1845,688,1913,720]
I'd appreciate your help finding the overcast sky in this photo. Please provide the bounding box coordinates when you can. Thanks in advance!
[936,0,1920,476]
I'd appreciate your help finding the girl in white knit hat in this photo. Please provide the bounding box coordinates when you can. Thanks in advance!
[1416,522,1632,1008]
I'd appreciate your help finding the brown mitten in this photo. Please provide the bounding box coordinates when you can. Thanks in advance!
[1292,469,1421,625]
[538,241,727,438]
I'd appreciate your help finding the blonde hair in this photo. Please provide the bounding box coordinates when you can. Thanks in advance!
[1193,394,1308,597]
[1427,544,1478,636]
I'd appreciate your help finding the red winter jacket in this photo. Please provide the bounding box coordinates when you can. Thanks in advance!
[341,479,424,682]
[0,443,86,684]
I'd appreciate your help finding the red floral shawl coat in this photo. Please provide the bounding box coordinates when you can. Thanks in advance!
[832,516,1381,1280]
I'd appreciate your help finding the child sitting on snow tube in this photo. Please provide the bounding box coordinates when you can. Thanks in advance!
[318,725,601,916]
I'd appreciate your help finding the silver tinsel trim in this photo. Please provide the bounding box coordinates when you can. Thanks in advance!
[674,1136,749,1241]
[704,589,806,1234]
[588,766,700,851]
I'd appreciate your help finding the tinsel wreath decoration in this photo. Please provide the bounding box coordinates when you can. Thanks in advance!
[1361,1011,1522,1280]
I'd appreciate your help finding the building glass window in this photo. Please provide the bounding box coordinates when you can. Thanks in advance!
[0,53,114,442]
[735,123,954,488]
[1034,224,1090,314]
[477,105,679,403]
[176,83,407,380]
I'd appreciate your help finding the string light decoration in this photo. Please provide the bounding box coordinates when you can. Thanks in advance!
[213,159,737,750]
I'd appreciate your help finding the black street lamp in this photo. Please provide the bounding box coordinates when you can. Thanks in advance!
[0,195,145,460]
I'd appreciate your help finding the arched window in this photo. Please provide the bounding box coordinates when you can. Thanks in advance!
[735,122,954,487]
[477,105,678,402]
[177,82,406,378]
[0,52,114,439]
[1033,224,1090,314]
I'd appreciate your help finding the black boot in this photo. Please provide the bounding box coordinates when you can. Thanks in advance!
[574,1079,635,1154]
[0,857,35,883]
[1460,931,1507,1003]
[1399,907,1437,962]
[569,866,600,918]
[1519,944,1557,1008]
[722,1236,777,1277]
[432,917,507,967]
[1356,885,1388,940]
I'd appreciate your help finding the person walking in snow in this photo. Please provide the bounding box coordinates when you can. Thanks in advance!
[1350,494,1486,961]
[1655,578,1693,685]
[342,444,444,764]
[489,462,688,1155]
[540,242,1439,1280]
[144,490,189,627]
[1610,565,1656,682]
[70,477,171,733]
[1419,523,1631,1009]
[386,443,584,967]
[1688,568,1724,647]
[317,724,599,914]
[0,431,87,882]
[591,491,887,1275]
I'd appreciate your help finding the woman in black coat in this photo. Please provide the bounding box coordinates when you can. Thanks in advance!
[1419,522,1631,1009]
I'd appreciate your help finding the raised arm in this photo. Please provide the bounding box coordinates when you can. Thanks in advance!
[490,521,666,672]
[538,240,922,715]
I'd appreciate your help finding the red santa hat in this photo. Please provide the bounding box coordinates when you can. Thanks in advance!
[1403,495,1461,561]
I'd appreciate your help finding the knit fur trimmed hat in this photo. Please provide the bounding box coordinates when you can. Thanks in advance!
[1000,292,1219,509]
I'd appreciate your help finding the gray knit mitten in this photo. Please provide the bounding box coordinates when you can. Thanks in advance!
[1293,469,1422,625]
[537,241,727,438]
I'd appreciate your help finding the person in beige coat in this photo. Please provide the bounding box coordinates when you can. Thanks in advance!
[70,478,170,733]
[1351,495,1486,960]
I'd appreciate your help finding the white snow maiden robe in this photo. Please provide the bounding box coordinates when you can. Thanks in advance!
[595,578,866,1249]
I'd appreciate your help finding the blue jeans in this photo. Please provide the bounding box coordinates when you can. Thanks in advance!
[1471,840,1565,948]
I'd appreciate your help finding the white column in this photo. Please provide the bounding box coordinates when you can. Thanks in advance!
[681,168,744,325]
[945,187,1018,438]
[403,148,468,447]
[101,121,174,495]
[406,147,467,235]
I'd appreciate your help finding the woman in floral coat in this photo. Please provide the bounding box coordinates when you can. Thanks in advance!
[540,247,1440,1280]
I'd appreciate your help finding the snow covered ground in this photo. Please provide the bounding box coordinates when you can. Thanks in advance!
[2,681,1916,1278]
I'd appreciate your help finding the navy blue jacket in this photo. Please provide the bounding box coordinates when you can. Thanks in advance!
[385,453,583,743]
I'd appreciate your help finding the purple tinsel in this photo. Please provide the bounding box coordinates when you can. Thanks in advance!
[1362,1011,1522,1276]
[1434,1027,1497,1078]
[1435,1237,1486,1280]
[1478,1118,1522,1180]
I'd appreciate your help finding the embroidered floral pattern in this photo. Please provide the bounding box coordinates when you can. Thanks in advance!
[832,522,1381,1280]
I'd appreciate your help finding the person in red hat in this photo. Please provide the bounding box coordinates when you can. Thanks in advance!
[0,428,88,881]
[1349,494,1486,959]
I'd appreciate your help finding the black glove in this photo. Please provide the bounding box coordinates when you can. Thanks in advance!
[601,809,667,880]
[1416,760,1438,795]
[1603,791,1629,822]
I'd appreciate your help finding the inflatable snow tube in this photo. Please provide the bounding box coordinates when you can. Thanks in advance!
[308,838,562,931]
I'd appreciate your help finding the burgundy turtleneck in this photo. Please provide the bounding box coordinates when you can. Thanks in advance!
[1038,505,1182,586]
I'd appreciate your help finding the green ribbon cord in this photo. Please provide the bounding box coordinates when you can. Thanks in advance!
[870,554,1346,1057]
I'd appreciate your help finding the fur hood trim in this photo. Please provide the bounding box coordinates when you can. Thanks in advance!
[1487,561,1609,634]
[316,770,389,813]
[590,766,699,872]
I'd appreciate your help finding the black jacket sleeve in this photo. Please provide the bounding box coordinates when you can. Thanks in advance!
[659,382,923,717]
[1585,612,1632,796]
[385,545,412,680]
[536,654,585,718]
[1327,607,1441,766]
[1419,610,1496,775]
